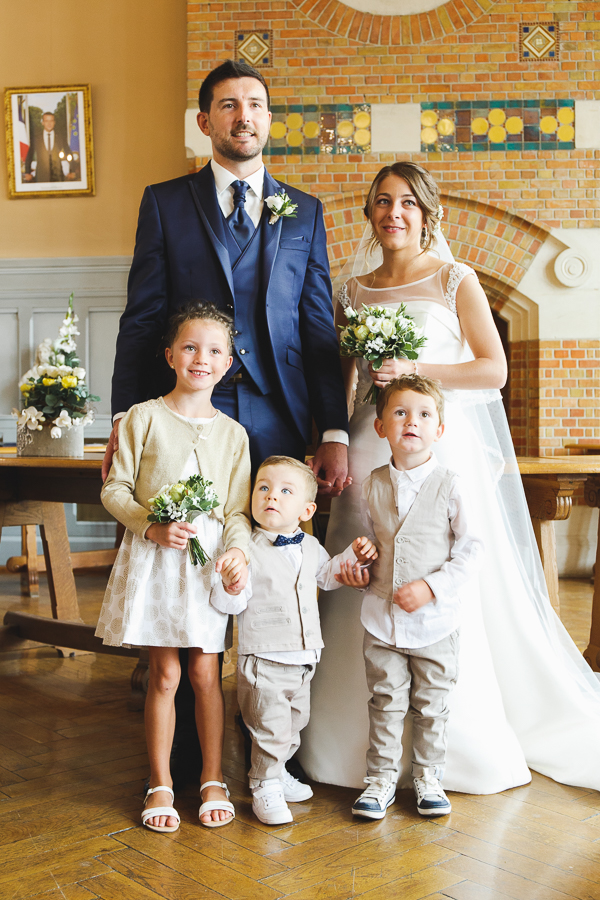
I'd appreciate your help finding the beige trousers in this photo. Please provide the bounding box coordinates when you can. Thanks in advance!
[363,629,459,782]
[237,654,315,784]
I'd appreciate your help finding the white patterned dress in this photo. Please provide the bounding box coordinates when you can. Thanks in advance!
[95,414,229,650]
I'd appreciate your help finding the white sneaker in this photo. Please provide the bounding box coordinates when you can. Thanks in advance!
[352,777,396,819]
[252,779,293,825]
[281,766,313,802]
[413,774,451,816]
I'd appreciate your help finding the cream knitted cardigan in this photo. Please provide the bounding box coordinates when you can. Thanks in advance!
[101,398,251,557]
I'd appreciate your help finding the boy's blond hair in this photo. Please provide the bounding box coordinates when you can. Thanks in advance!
[256,455,319,502]
[375,374,445,424]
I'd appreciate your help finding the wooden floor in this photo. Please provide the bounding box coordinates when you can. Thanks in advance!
[1,572,599,900]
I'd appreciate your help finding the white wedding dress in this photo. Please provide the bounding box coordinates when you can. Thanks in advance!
[300,263,600,794]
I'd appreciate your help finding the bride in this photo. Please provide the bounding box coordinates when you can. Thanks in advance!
[300,162,600,794]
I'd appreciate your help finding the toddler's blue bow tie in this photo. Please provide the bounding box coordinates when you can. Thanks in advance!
[273,532,305,547]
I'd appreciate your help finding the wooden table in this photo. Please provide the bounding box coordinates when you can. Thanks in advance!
[517,456,600,671]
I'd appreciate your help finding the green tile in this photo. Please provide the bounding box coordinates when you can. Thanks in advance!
[557,142,575,150]
[457,101,472,109]
[489,99,504,108]
[421,101,435,109]
[524,99,539,107]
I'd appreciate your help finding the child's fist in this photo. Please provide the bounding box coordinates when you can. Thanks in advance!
[352,536,378,565]
[335,560,370,589]
[393,579,434,613]
[146,521,197,550]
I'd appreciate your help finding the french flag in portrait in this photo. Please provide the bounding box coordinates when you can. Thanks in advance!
[17,95,29,161]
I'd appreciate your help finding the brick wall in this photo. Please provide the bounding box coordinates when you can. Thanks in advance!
[188,0,600,455]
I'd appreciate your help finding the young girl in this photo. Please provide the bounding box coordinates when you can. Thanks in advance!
[96,302,251,831]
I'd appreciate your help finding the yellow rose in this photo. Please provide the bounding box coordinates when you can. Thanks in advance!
[42,377,56,386]
[20,383,32,393]
[61,375,78,389]
[354,325,370,341]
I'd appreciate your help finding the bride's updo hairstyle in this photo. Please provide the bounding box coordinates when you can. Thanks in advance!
[363,162,440,254]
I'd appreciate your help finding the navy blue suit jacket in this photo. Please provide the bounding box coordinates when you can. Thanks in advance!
[112,163,348,444]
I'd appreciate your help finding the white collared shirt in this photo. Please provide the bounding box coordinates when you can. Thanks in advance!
[210,159,264,227]
[211,526,357,664]
[360,452,484,649]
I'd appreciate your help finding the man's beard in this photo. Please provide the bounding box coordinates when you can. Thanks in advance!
[211,130,267,162]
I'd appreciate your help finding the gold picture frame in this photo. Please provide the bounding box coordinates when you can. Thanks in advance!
[4,84,95,199]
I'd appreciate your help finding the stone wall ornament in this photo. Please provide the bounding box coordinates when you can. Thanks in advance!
[553,248,590,288]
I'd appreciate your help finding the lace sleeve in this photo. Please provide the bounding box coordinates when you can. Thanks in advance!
[444,263,478,315]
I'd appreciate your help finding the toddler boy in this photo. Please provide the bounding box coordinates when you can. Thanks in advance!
[212,455,376,825]
[353,374,484,820]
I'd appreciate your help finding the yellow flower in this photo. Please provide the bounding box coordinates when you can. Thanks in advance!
[42,377,56,386]
[20,383,31,393]
[61,375,78,389]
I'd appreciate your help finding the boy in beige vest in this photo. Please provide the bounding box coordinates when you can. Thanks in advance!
[212,455,376,825]
[352,375,484,820]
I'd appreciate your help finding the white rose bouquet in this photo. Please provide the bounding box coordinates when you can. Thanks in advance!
[147,474,220,566]
[339,303,427,404]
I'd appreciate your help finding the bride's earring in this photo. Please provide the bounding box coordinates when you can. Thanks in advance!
[421,225,429,247]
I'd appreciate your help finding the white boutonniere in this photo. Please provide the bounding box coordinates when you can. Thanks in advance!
[265,190,298,225]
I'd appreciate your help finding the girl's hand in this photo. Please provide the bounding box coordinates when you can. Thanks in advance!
[146,521,197,550]
[393,579,434,613]
[335,560,370,589]
[352,536,378,565]
[368,358,415,388]
[216,547,248,591]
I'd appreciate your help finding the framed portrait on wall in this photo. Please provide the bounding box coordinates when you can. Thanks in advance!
[4,84,95,199]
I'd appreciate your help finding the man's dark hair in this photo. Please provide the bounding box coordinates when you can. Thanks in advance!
[198,59,270,113]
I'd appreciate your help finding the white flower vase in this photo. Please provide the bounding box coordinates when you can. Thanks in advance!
[17,423,84,458]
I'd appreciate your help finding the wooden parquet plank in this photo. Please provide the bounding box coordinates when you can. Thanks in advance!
[80,870,167,899]
[262,842,458,897]
[436,832,599,899]
[16,738,147,780]
[113,826,284,900]
[0,706,67,746]
[444,808,600,872]
[462,792,600,842]
[439,855,576,900]
[442,881,521,899]
[266,814,435,867]
[0,743,41,773]
[503,785,600,823]
[100,847,238,900]
[1,753,148,799]
[526,770,594,802]
[448,794,600,863]
[26,886,99,900]
[283,863,464,900]
[174,825,289,879]
[193,816,293,856]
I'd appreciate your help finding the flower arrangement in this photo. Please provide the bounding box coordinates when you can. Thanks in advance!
[265,190,298,225]
[147,474,220,566]
[13,293,99,439]
[339,303,427,404]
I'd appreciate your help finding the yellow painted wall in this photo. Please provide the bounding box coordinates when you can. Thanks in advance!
[0,0,187,257]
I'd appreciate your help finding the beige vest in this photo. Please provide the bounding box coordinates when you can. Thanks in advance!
[237,531,324,655]
[365,465,455,602]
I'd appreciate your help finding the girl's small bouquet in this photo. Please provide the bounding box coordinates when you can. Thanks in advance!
[147,474,220,566]
[339,303,427,404]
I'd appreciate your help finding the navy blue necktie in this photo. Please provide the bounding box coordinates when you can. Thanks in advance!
[227,180,254,250]
[273,532,305,547]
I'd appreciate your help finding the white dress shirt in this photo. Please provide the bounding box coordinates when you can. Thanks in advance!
[211,526,357,664]
[360,453,484,649]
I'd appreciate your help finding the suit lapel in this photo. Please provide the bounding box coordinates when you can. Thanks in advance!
[188,164,234,296]
[262,169,283,290]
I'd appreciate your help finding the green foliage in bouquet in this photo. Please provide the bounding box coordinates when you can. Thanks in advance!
[148,475,220,566]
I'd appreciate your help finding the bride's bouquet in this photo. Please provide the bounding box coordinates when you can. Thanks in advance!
[147,474,220,566]
[339,303,427,404]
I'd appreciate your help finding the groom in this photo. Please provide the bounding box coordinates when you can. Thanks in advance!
[103,59,349,783]
[104,58,349,486]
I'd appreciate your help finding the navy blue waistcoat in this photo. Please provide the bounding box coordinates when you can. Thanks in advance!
[223,211,273,395]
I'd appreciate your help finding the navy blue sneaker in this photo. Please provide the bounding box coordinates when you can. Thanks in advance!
[352,777,396,820]
[413,775,451,816]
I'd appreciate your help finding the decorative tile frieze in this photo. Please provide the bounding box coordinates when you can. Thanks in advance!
[235,30,273,68]
[265,104,371,155]
[520,22,559,62]
[421,99,574,152]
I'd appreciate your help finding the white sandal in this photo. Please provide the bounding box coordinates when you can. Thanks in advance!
[141,785,180,833]
[199,780,235,828]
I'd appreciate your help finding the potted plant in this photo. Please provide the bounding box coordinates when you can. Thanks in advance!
[13,293,100,458]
